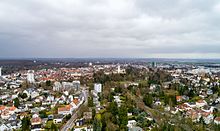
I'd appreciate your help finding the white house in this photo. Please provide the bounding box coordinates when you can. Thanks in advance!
[53,115,64,124]
[127,120,137,128]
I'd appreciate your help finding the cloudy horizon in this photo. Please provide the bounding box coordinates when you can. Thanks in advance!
[0,0,220,59]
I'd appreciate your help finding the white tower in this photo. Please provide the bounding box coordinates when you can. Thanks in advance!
[117,65,121,74]
[27,70,35,83]
[0,67,2,76]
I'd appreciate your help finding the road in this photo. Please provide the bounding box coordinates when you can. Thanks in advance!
[61,88,88,131]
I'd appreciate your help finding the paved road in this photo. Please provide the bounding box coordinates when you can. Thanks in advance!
[61,88,88,131]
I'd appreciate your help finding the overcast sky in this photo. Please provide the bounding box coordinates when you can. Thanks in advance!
[0,0,220,58]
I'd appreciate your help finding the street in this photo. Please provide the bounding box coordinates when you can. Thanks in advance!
[61,88,88,131]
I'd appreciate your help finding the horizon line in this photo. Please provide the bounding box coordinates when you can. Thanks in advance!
[0,57,220,60]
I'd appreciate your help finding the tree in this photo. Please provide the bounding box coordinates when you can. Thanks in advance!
[199,117,205,125]
[143,94,153,107]
[65,114,71,120]
[177,85,186,95]
[19,93,28,99]
[188,89,195,98]
[22,117,30,131]
[118,105,128,130]
[93,114,102,131]
[108,93,114,102]
[136,88,141,96]
[39,110,48,118]
[46,80,51,86]
[101,114,107,131]
[109,102,118,116]
[51,122,58,131]
[88,97,94,107]
[13,98,20,108]
[214,124,220,131]
[115,87,122,94]
[164,95,176,107]
[137,112,147,122]
[92,109,96,119]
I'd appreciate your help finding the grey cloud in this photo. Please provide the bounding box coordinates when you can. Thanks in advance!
[0,0,220,58]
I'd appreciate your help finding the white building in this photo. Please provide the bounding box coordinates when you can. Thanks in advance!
[127,120,137,128]
[53,82,62,91]
[53,115,64,124]
[72,81,80,91]
[62,82,73,90]
[117,65,121,74]
[0,124,10,131]
[53,81,80,92]
[94,83,102,93]
[27,70,35,83]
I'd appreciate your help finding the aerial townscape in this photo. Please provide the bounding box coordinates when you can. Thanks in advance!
[1,0,220,131]
[0,59,220,131]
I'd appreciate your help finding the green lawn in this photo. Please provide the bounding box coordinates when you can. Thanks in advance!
[164,90,178,96]
[45,120,53,129]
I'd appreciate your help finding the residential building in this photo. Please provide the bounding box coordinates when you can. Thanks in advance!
[72,81,80,91]
[0,124,9,131]
[31,114,42,130]
[127,120,137,128]
[214,117,220,125]
[58,105,72,115]
[94,83,102,93]
[53,114,64,124]
[196,100,207,108]
[53,82,62,91]
[27,70,35,83]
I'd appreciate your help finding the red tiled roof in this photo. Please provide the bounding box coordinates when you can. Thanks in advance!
[73,98,79,105]
[58,105,72,112]
[215,117,220,121]
[31,117,42,125]
[176,96,182,101]
[201,111,211,117]
[9,106,17,111]
[0,106,6,111]
[197,100,206,103]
